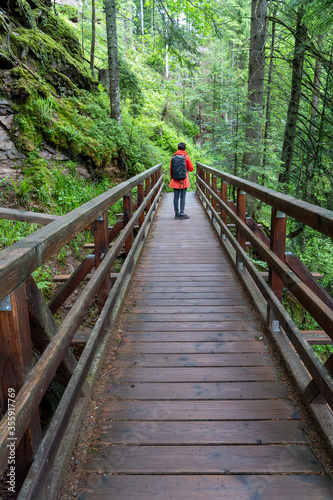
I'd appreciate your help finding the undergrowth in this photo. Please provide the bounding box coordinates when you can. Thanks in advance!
[0,157,123,296]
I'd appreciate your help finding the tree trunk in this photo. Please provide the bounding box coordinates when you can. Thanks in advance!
[242,0,268,183]
[262,13,276,182]
[310,36,323,134]
[105,0,122,125]
[81,0,85,60]
[126,1,133,49]
[306,39,332,202]
[278,10,307,187]
[165,42,169,78]
[90,0,96,77]
[304,36,323,189]
[234,110,239,178]
[140,0,144,38]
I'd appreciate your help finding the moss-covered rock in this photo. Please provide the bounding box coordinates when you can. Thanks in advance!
[37,10,82,59]
[2,0,96,95]
[10,27,97,93]
[0,0,194,183]
[0,52,13,70]
[11,0,35,29]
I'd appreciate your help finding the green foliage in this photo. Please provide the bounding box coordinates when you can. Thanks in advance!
[39,10,82,58]
[119,59,144,116]
[2,0,333,382]
[312,344,333,363]
[11,176,33,208]
[50,164,112,215]
[0,219,38,249]
[56,4,77,20]
[249,258,269,272]
[10,26,95,92]
[31,265,55,297]
[144,52,165,74]
[291,228,333,294]
[22,152,55,195]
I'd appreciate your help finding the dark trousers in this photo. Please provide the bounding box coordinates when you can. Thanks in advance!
[173,188,187,215]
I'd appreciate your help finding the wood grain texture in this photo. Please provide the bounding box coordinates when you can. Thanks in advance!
[122,321,258,331]
[0,164,162,301]
[96,420,308,444]
[83,444,323,474]
[75,192,332,498]
[197,162,333,238]
[114,353,274,367]
[99,399,300,421]
[120,331,261,342]
[77,474,333,500]
[105,381,289,400]
[117,341,269,354]
[112,366,278,382]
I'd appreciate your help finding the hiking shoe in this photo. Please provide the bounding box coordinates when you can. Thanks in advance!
[175,213,181,219]
[179,214,190,219]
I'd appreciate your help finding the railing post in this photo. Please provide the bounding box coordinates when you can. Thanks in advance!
[221,180,228,230]
[212,175,217,214]
[157,167,162,200]
[123,191,133,256]
[205,170,210,206]
[267,208,287,332]
[196,166,200,194]
[145,176,151,213]
[202,169,207,198]
[93,211,111,310]
[200,168,204,197]
[237,189,246,250]
[0,284,42,489]
[150,172,156,204]
[137,182,144,228]
[269,208,287,302]
[236,189,246,269]
[199,167,205,198]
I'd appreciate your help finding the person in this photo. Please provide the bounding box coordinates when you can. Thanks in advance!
[169,142,194,219]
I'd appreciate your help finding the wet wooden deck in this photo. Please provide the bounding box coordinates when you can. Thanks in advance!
[77,192,333,499]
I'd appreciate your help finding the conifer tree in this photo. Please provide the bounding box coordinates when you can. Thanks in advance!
[279,9,307,187]
[105,0,122,124]
[242,0,268,184]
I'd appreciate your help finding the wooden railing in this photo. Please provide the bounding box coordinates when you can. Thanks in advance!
[196,163,333,446]
[0,164,163,498]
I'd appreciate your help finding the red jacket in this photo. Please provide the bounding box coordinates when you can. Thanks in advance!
[169,150,194,189]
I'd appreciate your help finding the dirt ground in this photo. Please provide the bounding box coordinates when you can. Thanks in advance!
[56,305,128,499]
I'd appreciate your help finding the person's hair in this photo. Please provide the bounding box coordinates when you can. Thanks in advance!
[178,142,186,150]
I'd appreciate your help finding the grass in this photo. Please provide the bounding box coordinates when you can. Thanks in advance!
[0,160,122,294]
[312,344,333,363]
[0,219,39,249]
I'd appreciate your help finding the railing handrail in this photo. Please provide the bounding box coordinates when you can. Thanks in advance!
[0,164,162,301]
[197,163,333,238]
[0,164,164,497]
[0,208,59,224]
[196,163,333,439]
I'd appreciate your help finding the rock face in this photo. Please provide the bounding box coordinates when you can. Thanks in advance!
[0,1,98,179]
[0,98,25,180]
[0,96,91,181]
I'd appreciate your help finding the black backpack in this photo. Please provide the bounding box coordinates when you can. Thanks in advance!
[171,154,187,180]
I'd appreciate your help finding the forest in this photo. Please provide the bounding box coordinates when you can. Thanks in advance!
[0,0,333,353]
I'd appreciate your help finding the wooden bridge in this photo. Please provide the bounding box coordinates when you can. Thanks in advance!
[1,164,333,499]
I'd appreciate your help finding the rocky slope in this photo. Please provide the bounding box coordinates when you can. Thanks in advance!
[0,0,98,180]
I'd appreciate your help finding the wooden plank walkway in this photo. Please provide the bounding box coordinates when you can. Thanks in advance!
[76,192,333,499]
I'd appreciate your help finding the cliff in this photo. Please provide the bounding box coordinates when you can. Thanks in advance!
[0,0,103,180]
